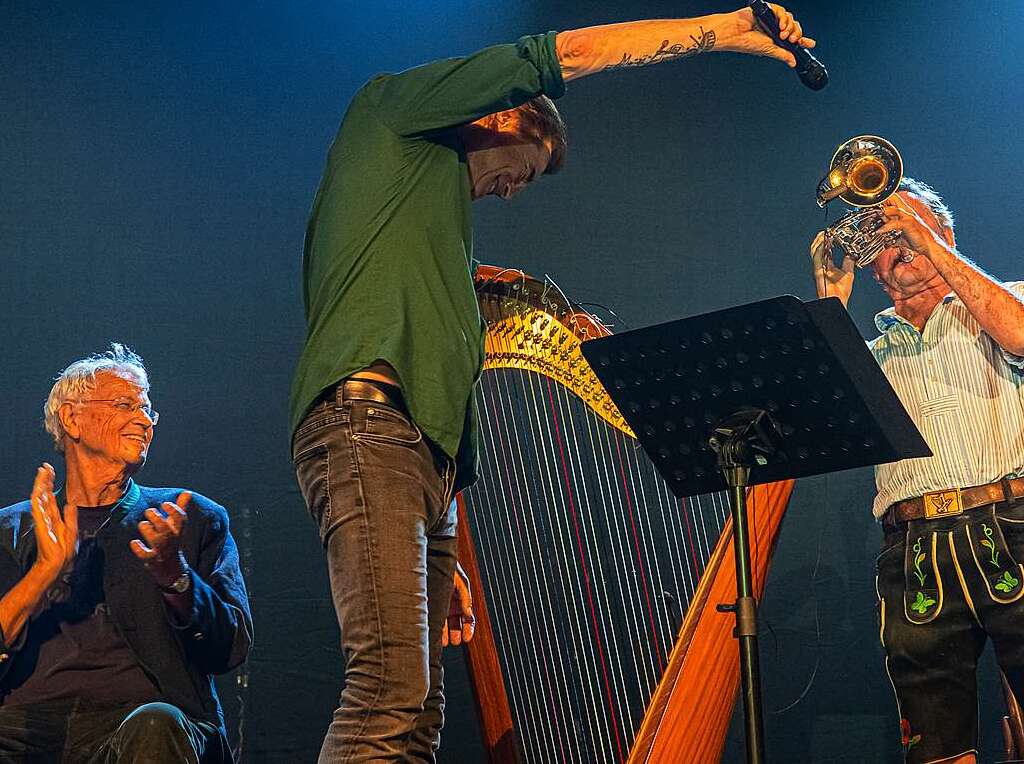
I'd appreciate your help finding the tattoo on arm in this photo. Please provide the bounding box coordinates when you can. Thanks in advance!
[603,28,716,72]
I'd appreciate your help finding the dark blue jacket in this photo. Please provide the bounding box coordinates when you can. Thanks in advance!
[0,482,252,741]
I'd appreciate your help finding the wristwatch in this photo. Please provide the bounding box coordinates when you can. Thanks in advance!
[159,558,192,595]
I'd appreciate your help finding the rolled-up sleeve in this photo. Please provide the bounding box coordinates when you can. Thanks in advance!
[362,31,565,137]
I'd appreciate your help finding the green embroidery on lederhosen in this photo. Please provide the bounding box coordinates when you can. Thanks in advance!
[967,511,1024,603]
[911,537,927,585]
[995,570,1020,594]
[909,591,936,615]
[904,533,941,624]
[980,523,1000,567]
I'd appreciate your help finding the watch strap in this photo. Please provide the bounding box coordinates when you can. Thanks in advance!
[159,557,192,594]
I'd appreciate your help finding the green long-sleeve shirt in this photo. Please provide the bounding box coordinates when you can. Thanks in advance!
[290,32,566,491]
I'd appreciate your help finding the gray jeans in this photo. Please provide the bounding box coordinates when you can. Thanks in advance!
[292,387,458,763]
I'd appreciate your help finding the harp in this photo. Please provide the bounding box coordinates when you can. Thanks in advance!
[455,265,794,762]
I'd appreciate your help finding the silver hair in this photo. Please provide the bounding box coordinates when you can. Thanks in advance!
[899,176,955,232]
[44,343,149,452]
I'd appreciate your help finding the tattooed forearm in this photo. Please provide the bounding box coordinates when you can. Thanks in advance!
[602,28,716,72]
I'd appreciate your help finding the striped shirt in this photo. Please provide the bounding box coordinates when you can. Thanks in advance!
[868,281,1024,518]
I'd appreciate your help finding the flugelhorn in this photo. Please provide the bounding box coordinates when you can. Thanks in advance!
[816,135,903,268]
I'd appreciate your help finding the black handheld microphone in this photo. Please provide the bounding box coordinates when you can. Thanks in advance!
[748,0,828,90]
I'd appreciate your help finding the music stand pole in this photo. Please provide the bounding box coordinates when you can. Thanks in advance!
[710,410,777,764]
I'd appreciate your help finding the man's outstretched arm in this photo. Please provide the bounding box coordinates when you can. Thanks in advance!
[366,5,814,137]
[556,5,813,81]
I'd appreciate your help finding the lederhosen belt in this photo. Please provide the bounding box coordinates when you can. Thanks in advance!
[883,476,1024,527]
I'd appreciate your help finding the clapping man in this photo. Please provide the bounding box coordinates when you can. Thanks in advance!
[0,344,252,763]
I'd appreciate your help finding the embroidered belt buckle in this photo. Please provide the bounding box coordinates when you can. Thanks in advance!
[923,487,965,519]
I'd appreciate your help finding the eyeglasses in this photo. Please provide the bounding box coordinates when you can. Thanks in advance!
[74,397,160,425]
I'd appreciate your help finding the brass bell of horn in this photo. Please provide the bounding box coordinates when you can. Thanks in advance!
[816,135,903,208]
[816,135,905,268]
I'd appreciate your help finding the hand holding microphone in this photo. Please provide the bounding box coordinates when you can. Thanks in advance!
[747,1,828,90]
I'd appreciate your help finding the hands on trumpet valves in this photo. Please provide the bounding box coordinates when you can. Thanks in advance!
[820,207,909,269]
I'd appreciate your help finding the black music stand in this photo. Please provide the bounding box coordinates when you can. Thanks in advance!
[581,295,930,764]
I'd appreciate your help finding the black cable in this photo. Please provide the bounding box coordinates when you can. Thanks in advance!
[770,475,827,714]
[575,302,632,331]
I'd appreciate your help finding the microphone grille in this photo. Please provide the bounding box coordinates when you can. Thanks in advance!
[799,63,829,91]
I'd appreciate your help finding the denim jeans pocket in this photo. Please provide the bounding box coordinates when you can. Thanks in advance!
[293,408,348,442]
[353,404,423,447]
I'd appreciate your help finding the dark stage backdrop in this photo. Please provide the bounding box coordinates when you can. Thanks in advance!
[2,1,1021,761]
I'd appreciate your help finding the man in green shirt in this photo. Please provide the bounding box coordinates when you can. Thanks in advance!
[291,6,816,761]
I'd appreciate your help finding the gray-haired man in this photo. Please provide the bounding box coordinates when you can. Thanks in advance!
[0,344,252,763]
[811,180,1024,763]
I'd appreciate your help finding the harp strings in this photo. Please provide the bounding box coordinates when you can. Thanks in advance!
[477,331,566,760]
[544,373,627,761]
[576,383,655,728]
[465,286,732,763]
[476,291,613,760]
[505,366,590,759]
[485,291,593,760]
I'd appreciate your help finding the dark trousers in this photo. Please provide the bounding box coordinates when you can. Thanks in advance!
[0,700,222,763]
[292,388,458,763]
[877,497,1024,763]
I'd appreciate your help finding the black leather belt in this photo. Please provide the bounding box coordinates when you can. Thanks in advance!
[338,378,407,414]
[315,377,408,415]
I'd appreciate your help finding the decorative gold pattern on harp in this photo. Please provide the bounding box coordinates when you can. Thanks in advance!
[456,266,793,762]
[481,297,633,437]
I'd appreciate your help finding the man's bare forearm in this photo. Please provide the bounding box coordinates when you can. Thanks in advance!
[0,565,56,649]
[556,16,724,81]
[554,7,812,82]
[556,17,725,80]
[928,245,1024,355]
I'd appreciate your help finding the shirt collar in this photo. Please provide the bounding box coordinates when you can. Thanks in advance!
[874,306,906,333]
[874,290,957,333]
[54,478,140,514]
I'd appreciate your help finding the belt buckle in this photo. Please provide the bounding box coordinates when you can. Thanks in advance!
[923,487,964,519]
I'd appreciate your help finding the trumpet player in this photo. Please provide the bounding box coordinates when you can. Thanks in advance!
[811,177,1024,764]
